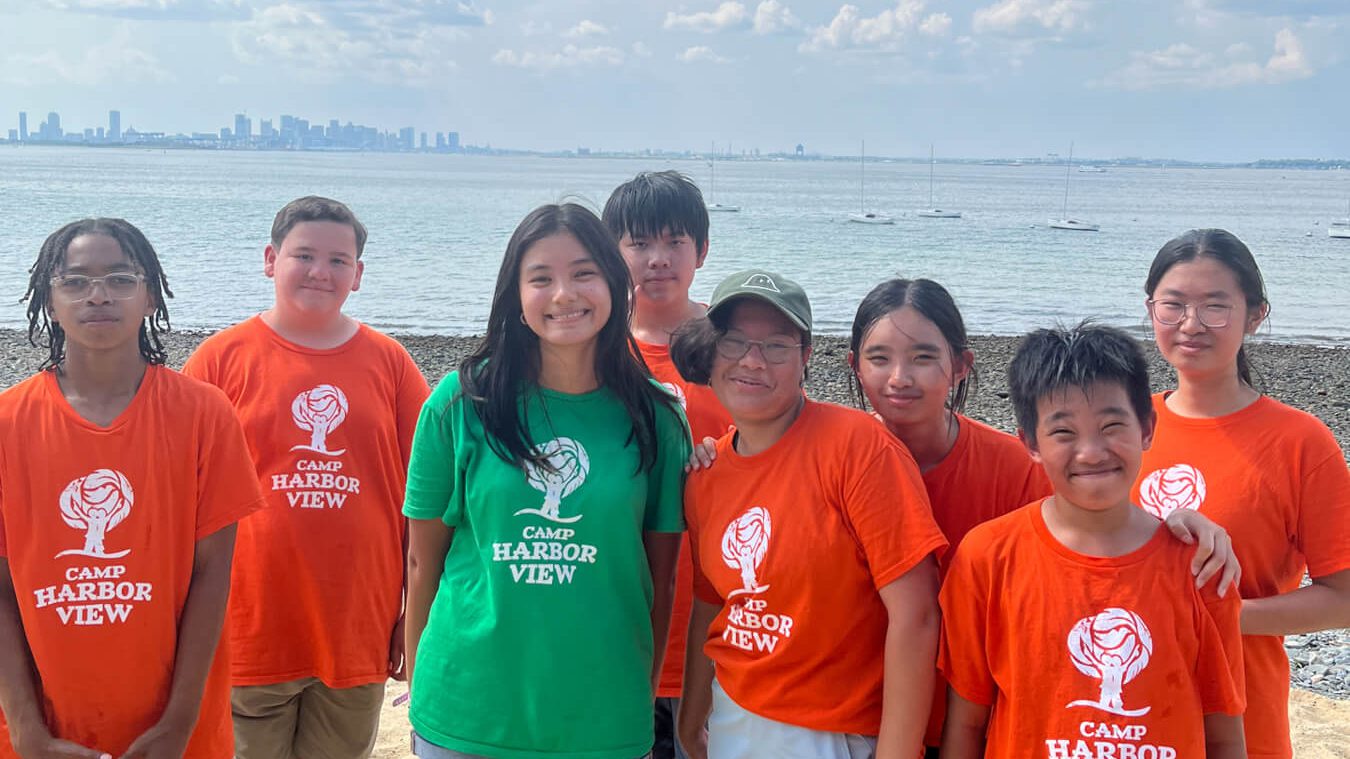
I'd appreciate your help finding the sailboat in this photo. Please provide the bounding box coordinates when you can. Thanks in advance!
[1049,142,1099,232]
[1329,200,1350,239]
[706,141,740,213]
[849,140,894,224]
[917,144,961,218]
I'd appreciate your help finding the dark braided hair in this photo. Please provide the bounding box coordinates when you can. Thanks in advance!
[23,218,174,371]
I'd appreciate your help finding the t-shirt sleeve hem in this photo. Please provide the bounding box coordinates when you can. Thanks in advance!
[1307,557,1350,580]
[403,490,453,522]
[871,535,947,590]
[943,676,994,708]
[195,495,266,541]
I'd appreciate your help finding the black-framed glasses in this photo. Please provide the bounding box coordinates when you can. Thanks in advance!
[715,334,802,364]
[1147,299,1233,328]
[50,273,146,301]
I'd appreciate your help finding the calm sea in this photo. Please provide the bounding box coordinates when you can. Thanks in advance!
[2,147,1347,345]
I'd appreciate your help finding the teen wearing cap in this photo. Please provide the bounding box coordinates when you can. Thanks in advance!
[669,270,947,759]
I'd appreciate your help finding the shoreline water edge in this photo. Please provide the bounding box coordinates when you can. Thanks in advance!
[2,326,1345,703]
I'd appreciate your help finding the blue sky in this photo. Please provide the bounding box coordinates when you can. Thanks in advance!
[0,0,1344,161]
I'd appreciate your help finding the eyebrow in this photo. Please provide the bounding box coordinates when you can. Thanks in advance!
[1044,405,1132,423]
[525,257,594,272]
[1157,288,1232,299]
[62,262,137,274]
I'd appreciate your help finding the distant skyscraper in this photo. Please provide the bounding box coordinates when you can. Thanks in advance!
[234,113,250,142]
[109,110,121,142]
[18,112,27,141]
[436,132,445,150]
[6,129,16,142]
[448,131,460,152]
[420,132,427,149]
[260,119,274,139]
[399,126,414,150]
[84,128,94,141]
[46,111,62,140]
[97,126,105,141]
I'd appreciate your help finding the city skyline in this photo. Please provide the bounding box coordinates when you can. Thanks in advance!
[1,1,1347,163]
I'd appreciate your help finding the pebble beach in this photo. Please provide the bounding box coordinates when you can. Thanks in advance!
[2,327,1346,755]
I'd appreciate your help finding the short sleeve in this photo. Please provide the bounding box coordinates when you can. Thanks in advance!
[1194,584,1246,716]
[195,388,267,539]
[180,341,217,384]
[394,349,432,469]
[643,398,691,534]
[1295,430,1350,579]
[842,440,947,589]
[684,472,723,605]
[403,374,464,526]
[938,540,995,706]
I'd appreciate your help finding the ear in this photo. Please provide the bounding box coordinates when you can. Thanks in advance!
[846,349,858,373]
[263,244,278,278]
[953,348,975,384]
[350,260,365,293]
[695,239,710,268]
[1140,409,1158,452]
[1017,427,1041,461]
[1244,302,1268,336]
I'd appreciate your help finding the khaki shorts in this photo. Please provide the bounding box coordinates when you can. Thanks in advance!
[232,678,385,759]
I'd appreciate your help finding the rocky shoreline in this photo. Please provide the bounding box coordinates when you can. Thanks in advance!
[1,327,1346,699]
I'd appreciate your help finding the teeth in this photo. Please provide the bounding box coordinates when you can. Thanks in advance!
[549,310,586,321]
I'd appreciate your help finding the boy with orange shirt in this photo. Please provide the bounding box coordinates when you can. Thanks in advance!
[603,171,733,759]
[183,197,429,759]
[939,323,1246,759]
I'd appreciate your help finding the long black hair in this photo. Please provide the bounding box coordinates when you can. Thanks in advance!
[24,218,173,371]
[459,203,678,473]
[1145,228,1268,388]
[847,278,975,414]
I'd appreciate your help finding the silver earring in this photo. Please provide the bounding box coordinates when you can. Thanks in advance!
[520,313,528,325]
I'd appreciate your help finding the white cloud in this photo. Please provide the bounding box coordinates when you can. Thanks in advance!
[800,0,935,53]
[664,1,749,33]
[3,28,173,86]
[972,0,1090,35]
[677,45,731,63]
[493,44,625,70]
[231,3,463,86]
[753,0,801,34]
[565,19,609,38]
[920,12,952,36]
[631,41,654,58]
[1102,27,1314,90]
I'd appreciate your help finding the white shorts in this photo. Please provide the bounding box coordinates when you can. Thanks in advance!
[708,679,877,759]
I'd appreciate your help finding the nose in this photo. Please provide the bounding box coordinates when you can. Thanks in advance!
[1178,304,1206,333]
[85,280,114,304]
[737,343,769,368]
[888,359,913,388]
[1074,430,1110,463]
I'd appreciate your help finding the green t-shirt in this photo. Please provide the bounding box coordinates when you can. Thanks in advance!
[404,370,691,759]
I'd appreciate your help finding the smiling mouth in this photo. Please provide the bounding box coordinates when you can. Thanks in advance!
[547,309,590,322]
[1071,467,1121,479]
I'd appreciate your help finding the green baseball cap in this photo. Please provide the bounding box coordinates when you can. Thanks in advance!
[707,269,812,334]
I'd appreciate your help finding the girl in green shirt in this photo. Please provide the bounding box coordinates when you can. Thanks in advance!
[403,203,691,759]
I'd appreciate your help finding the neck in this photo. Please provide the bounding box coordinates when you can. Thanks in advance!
[57,346,149,405]
[537,342,600,394]
[734,394,806,457]
[261,307,357,350]
[1169,367,1259,417]
[1039,496,1156,558]
[631,299,704,345]
[884,410,959,472]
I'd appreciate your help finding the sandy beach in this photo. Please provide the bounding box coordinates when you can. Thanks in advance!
[1,327,1345,752]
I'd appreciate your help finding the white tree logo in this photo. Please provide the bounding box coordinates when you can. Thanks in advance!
[741,273,781,292]
[1137,464,1206,519]
[1066,608,1154,717]
[290,384,349,455]
[661,382,688,410]
[722,507,772,598]
[55,469,134,559]
[515,437,589,524]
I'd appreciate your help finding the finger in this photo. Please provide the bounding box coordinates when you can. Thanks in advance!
[52,741,112,759]
[1165,515,1196,545]
[1190,527,1216,578]
[1218,536,1241,597]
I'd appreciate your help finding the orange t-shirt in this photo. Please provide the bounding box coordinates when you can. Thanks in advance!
[920,415,1051,746]
[0,366,264,759]
[637,338,735,699]
[686,400,947,734]
[1135,393,1350,759]
[939,502,1246,759]
[182,317,430,688]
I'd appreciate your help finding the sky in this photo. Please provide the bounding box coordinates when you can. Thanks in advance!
[0,0,1345,161]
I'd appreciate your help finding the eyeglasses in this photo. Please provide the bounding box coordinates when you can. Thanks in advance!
[50,273,146,301]
[1147,299,1233,328]
[715,334,802,364]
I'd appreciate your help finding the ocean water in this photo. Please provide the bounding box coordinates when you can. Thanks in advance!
[2,146,1347,344]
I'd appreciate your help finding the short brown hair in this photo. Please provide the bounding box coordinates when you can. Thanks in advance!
[270,196,368,257]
